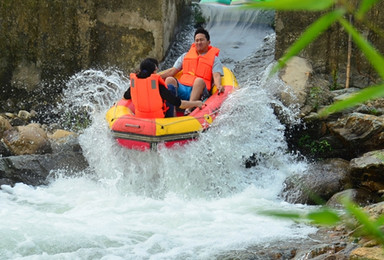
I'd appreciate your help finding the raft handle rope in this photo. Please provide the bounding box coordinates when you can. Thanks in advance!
[125,124,141,128]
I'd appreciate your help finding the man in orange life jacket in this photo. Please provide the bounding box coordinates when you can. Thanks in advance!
[161,28,224,114]
[123,58,202,118]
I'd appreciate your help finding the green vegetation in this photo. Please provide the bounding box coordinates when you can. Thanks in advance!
[308,86,323,110]
[264,197,384,247]
[61,110,91,132]
[298,134,332,158]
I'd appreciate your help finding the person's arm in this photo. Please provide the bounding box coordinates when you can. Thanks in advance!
[159,53,185,79]
[213,72,224,93]
[159,67,180,79]
[212,56,224,93]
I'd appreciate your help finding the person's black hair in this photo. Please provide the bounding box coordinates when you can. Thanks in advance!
[147,58,159,67]
[194,27,210,41]
[137,58,158,78]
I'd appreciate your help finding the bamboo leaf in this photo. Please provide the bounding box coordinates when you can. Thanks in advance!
[271,9,345,75]
[356,0,380,20]
[261,210,302,220]
[339,18,384,79]
[318,84,384,116]
[246,0,335,11]
[307,209,341,226]
[343,199,384,244]
[375,215,384,226]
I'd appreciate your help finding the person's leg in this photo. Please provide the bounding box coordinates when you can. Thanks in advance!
[189,78,206,101]
[165,77,178,93]
[164,84,177,117]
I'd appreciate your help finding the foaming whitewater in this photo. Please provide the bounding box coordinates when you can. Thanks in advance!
[0,4,316,260]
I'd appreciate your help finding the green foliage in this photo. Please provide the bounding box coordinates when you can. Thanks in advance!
[309,86,322,110]
[298,134,332,157]
[263,199,384,246]
[307,208,341,225]
[61,110,91,132]
[246,0,384,116]
[263,207,341,226]
[342,198,384,245]
[193,3,206,26]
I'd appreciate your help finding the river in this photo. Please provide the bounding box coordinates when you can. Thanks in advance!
[0,3,317,260]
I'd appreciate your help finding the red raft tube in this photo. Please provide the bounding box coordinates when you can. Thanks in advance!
[105,67,239,151]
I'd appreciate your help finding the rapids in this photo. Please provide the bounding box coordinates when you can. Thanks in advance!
[0,3,317,260]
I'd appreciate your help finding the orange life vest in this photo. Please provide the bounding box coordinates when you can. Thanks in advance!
[130,73,167,118]
[179,44,220,91]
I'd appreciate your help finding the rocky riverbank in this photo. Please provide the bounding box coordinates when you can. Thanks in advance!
[0,112,88,187]
[230,35,384,258]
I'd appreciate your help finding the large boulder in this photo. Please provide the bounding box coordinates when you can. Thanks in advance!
[278,56,333,118]
[326,188,381,208]
[279,56,312,109]
[350,247,384,260]
[350,149,384,192]
[328,113,384,155]
[2,123,52,155]
[280,158,352,205]
[0,115,12,138]
[0,148,89,186]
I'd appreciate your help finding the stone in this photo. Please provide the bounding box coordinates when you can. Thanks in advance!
[4,113,15,118]
[2,123,52,155]
[17,110,32,120]
[48,129,81,153]
[350,149,384,170]
[0,149,88,186]
[326,188,381,208]
[0,116,12,138]
[350,150,384,192]
[350,247,384,260]
[9,117,27,127]
[280,158,352,205]
[363,201,384,220]
[328,113,384,153]
[0,140,12,157]
[279,56,312,109]
[48,129,77,143]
